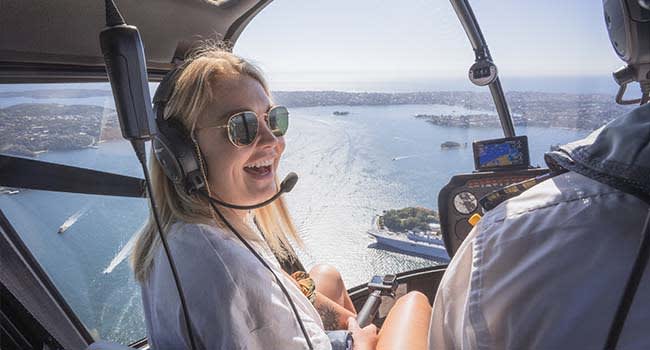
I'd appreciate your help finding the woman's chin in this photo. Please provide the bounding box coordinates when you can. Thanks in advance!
[242,171,277,202]
[245,185,278,205]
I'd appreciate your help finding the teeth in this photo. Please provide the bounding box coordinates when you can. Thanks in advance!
[246,158,274,168]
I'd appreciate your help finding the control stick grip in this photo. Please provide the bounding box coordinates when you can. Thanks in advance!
[356,290,383,328]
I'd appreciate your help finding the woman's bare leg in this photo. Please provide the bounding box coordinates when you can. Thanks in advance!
[309,264,357,330]
[376,291,432,350]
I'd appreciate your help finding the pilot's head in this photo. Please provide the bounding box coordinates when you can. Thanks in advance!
[603,0,650,104]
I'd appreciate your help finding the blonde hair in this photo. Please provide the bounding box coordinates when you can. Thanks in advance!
[131,45,301,282]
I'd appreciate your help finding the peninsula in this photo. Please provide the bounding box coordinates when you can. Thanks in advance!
[1,103,121,156]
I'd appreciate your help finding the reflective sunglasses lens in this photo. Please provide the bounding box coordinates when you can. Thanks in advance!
[268,106,289,137]
[229,112,259,146]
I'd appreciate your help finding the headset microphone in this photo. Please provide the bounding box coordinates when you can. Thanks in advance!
[200,172,298,210]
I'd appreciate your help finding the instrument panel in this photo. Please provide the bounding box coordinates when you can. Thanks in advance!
[438,168,549,258]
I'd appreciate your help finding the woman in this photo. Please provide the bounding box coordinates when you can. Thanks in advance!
[131,46,431,350]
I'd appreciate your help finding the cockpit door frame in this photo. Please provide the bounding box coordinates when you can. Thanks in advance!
[0,209,94,349]
[450,0,517,138]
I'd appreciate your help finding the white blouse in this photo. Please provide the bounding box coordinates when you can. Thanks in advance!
[141,221,332,349]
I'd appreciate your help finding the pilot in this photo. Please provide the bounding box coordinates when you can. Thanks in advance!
[131,46,432,349]
[428,1,650,349]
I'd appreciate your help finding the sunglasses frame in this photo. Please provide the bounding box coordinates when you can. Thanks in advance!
[198,105,289,148]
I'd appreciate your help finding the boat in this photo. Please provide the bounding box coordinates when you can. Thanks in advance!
[441,141,461,149]
[406,229,443,245]
[0,187,20,195]
[57,222,72,234]
[369,216,449,260]
[369,230,450,260]
[57,208,87,234]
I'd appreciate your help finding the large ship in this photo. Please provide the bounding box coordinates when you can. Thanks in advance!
[368,216,450,260]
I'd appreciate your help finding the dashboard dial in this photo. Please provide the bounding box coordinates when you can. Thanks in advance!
[453,191,478,214]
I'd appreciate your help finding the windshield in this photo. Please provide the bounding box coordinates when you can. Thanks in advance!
[234,0,634,285]
[0,0,636,346]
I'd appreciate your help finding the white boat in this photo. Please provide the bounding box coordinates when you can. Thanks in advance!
[369,217,449,260]
[0,187,20,195]
[406,230,443,245]
[57,207,87,234]
[369,230,450,260]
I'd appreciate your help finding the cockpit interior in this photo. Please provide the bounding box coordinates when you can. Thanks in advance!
[2,0,649,349]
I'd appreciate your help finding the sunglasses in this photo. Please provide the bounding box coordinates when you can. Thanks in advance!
[200,105,289,147]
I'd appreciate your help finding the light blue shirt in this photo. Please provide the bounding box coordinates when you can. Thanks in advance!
[429,171,650,349]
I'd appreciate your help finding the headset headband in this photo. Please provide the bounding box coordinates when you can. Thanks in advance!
[153,67,184,121]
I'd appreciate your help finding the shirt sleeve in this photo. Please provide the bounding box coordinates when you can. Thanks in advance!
[428,225,479,350]
[147,223,264,349]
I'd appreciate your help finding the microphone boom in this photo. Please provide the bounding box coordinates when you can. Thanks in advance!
[201,172,298,210]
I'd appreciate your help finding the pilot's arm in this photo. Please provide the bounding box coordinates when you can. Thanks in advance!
[428,171,650,350]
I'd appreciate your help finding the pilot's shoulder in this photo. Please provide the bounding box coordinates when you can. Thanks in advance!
[482,171,635,228]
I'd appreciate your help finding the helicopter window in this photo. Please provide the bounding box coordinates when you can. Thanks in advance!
[1,83,149,344]
[234,0,636,287]
[0,1,642,347]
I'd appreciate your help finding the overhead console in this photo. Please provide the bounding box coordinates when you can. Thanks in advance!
[438,136,548,257]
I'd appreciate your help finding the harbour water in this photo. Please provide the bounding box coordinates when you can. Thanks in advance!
[1,101,589,344]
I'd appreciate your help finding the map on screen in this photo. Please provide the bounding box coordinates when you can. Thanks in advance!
[474,136,529,170]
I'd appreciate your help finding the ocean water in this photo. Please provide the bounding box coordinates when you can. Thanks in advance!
[0,102,589,344]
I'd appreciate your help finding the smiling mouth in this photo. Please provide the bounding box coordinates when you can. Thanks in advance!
[243,164,272,176]
[243,158,274,178]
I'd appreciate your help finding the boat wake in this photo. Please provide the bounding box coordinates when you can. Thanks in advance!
[392,153,433,161]
[103,232,139,274]
[392,155,417,161]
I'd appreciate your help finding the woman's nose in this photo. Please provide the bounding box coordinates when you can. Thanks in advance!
[256,118,278,148]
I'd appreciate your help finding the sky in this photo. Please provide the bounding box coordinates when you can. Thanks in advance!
[234,0,626,93]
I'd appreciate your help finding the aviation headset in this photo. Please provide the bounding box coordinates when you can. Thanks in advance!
[604,0,650,104]
[151,65,315,350]
[151,68,206,195]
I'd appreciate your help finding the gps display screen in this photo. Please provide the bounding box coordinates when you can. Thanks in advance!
[473,136,530,171]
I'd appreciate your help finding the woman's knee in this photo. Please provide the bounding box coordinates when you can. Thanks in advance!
[396,291,430,308]
[377,291,432,350]
[310,264,346,302]
[388,291,431,321]
[309,263,343,282]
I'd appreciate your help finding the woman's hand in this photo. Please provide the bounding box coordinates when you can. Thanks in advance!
[347,317,378,350]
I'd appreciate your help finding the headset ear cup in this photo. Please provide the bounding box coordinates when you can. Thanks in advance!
[153,133,182,185]
[154,118,205,194]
